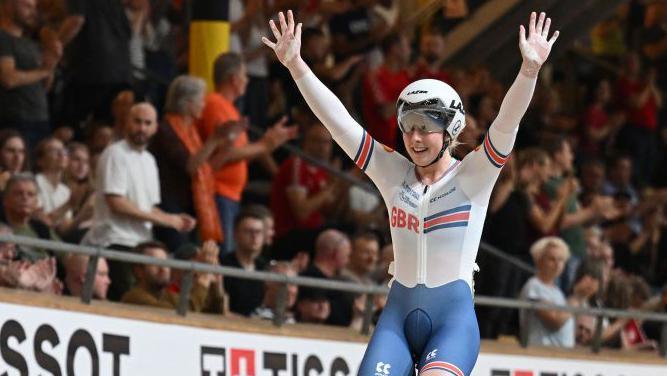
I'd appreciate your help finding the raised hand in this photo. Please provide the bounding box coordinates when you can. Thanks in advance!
[519,12,559,76]
[261,10,303,69]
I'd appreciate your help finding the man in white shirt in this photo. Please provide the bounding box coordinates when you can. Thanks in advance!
[83,102,196,300]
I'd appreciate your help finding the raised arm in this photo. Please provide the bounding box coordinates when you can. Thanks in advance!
[459,12,559,203]
[262,11,409,194]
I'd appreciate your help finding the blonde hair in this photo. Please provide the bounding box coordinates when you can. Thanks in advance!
[529,236,570,262]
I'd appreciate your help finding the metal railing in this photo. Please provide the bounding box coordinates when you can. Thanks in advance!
[2,234,667,358]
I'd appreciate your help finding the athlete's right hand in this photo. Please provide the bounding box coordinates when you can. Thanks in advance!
[261,10,303,69]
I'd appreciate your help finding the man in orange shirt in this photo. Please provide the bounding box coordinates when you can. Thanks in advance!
[197,52,297,255]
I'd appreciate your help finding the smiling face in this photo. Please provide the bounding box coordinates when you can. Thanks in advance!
[402,129,447,166]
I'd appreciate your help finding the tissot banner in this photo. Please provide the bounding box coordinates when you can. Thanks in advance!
[0,302,665,375]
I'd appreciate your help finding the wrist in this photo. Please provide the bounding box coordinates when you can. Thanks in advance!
[520,60,540,78]
[287,57,310,80]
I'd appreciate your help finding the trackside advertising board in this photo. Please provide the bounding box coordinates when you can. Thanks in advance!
[0,302,666,375]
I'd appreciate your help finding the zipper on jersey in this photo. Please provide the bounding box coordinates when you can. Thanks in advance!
[418,185,431,283]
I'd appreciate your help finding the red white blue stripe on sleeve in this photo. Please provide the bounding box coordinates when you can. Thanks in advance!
[423,204,471,233]
[483,132,509,168]
[354,129,375,172]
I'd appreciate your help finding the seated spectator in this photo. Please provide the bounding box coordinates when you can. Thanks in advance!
[33,137,70,225]
[341,231,380,284]
[252,261,298,324]
[0,0,62,147]
[151,75,233,250]
[0,129,26,190]
[58,142,94,243]
[220,209,267,316]
[567,258,604,315]
[121,241,177,309]
[371,243,394,285]
[243,204,275,259]
[62,254,110,300]
[82,102,196,301]
[295,286,330,324]
[299,229,353,326]
[0,223,60,293]
[168,241,226,314]
[271,123,338,260]
[520,237,575,348]
[1,173,58,261]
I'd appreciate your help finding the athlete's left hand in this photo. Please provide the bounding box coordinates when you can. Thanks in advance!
[519,12,559,73]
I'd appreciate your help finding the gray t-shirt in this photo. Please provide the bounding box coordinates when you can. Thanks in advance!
[0,30,48,123]
[520,276,575,348]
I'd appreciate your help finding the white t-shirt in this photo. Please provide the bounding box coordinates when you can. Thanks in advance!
[36,173,71,215]
[520,276,575,348]
[82,140,161,247]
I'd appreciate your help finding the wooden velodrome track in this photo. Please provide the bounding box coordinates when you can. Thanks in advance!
[0,287,666,366]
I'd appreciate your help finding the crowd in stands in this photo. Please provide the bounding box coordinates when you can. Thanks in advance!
[0,0,666,353]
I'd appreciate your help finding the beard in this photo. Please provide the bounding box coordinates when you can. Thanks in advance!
[128,131,150,147]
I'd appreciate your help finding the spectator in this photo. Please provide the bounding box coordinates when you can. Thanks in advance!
[295,286,330,324]
[58,142,94,243]
[362,33,411,149]
[1,173,58,261]
[121,241,176,309]
[63,0,132,126]
[243,203,275,258]
[252,260,298,324]
[543,136,616,290]
[370,243,393,285]
[327,0,388,63]
[110,89,135,139]
[168,241,227,314]
[413,29,451,83]
[220,209,267,316]
[83,102,195,301]
[271,123,338,260]
[0,129,26,190]
[196,52,296,255]
[614,52,662,184]
[62,254,110,300]
[520,237,575,348]
[346,171,385,232]
[0,0,62,146]
[578,159,606,207]
[602,155,639,204]
[151,75,233,250]
[579,79,624,158]
[299,229,353,326]
[33,137,70,224]
[341,231,380,284]
[567,258,604,312]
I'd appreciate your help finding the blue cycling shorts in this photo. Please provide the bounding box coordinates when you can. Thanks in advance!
[358,279,480,376]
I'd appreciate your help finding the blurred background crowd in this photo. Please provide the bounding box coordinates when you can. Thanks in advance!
[1,0,667,352]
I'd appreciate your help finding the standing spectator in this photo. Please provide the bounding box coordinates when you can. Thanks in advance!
[1,173,58,261]
[252,260,298,324]
[579,79,624,158]
[270,123,338,260]
[614,52,662,185]
[62,254,110,300]
[0,0,62,146]
[33,137,70,224]
[299,229,353,326]
[413,29,451,83]
[63,0,131,126]
[196,52,296,255]
[603,155,639,204]
[121,241,176,309]
[83,102,195,301]
[327,0,388,63]
[520,237,575,348]
[150,75,233,250]
[220,209,268,316]
[0,129,26,190]
[362,33,411,149]
[110,89,135,139]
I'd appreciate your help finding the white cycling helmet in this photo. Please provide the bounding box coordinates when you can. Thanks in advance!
[396,79,466,166]
[396,79,466,139]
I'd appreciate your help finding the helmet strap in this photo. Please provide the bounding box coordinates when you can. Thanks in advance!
[415,132,450,168]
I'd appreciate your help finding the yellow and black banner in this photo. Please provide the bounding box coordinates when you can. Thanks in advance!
[189,0,230,92]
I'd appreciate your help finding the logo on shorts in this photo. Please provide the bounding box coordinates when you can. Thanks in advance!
[426,349,438,361]
[375,362,391,375]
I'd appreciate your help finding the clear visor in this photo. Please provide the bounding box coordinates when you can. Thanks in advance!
[397,99,456,134]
